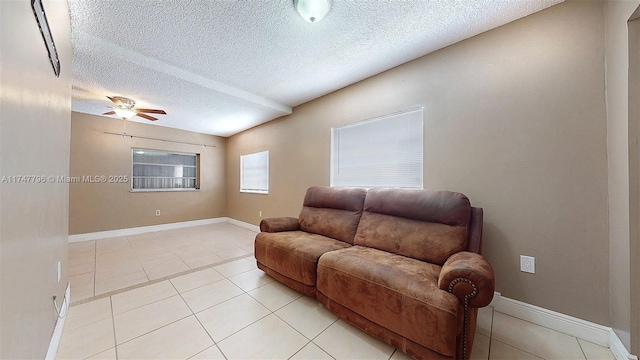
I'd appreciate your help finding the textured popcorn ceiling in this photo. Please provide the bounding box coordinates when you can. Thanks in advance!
[69,0,563,137]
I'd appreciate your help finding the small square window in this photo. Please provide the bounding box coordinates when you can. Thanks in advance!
[240,150,269,194]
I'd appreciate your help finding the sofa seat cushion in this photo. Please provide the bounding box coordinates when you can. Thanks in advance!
[255,230,352,286]
[317,246,460,357]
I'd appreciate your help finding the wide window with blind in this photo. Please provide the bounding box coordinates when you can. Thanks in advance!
[330,107,423,189]
[131,149,199,191]
[240,150,269,194]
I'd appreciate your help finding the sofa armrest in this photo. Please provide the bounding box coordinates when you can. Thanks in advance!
[259,217,300,233]
[438,252,495,308]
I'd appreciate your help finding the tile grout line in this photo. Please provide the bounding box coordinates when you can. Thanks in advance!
[387,348,398,360]
[186,272,269,354]
[490,338,545,359]
[271,307,339,360]
[306,316,341,348]
[112,283,179,317]
[167,278,229,360]
[178,261,268,346]
[286,341,313,360]
[197,278,274,344]
[70,254,254,307]
[109,296,119,360]
[267,294,334,343]
[246,290,302,314]
[179,268,303,355]
[163,233,193,275]
[115,311,194,350]
[190,344,229,360]
[124,234,152,293]
[111,279,194,350]
[112,259,256,319]
[575,336,589,360]
[486,307,494,360]
[210,303,271,345]
[92,240,97,301]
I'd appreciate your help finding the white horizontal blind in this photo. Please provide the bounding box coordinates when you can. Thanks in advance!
[331,107,423,189]
[132,149,198,191]
[240,150,269,194]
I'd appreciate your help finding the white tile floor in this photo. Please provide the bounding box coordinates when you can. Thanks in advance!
[68,223,256,303]
[59,224,616,360]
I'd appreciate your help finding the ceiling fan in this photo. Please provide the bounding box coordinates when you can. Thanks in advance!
[102,96,166,121]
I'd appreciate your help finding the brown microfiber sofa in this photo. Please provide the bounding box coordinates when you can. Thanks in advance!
[254,186,495,360]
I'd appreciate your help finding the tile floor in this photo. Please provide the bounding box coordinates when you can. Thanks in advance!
[60,224,616,360]
[68,223,256,303]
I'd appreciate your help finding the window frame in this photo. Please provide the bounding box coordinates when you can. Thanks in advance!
[130,148,200,192]
[240,150,269,195]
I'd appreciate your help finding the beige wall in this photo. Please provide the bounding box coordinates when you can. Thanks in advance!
[69,112,226,234]
[604,0,640,352]
[630,14,640,354]
[0,0,72,358]
[630,14,640,355]
[227,1,612,325]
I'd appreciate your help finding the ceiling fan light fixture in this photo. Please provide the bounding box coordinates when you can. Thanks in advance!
[114,107,137,120]
[294,0,331,23]
[104,96,165,121]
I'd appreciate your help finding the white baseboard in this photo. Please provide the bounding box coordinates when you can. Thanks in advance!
[225,217,260,232]
[68,217,229,242]
[68,217,259,242]
[491,292,636,360]
[491,292,610,346]
[45,283,70,360]
[610,329,639,360]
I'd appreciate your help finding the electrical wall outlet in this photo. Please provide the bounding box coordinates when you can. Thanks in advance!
[259,211,262,217]
[57,261,61,282]
[155,210,160,216]
[520,255,535,274]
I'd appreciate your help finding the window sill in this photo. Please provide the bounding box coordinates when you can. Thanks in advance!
[240,190,269,195]
[130,188,200,193]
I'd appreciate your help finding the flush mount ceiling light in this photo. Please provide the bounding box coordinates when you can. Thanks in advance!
[294,0,331,23]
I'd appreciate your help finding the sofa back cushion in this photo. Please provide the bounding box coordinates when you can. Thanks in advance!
[299,186,367,244]
[354,188,471,265]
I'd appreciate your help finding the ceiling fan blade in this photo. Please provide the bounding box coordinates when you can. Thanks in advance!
[102,111,116,115]
[106,96,123,106]
[136,112,158,121]
[135,108,167,114]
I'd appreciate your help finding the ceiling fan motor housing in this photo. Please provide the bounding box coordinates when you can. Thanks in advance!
[111,96,136,109]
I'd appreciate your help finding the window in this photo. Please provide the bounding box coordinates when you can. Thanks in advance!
[330,107,423,189]
[131,149,199,191]
[240,150,269,194]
